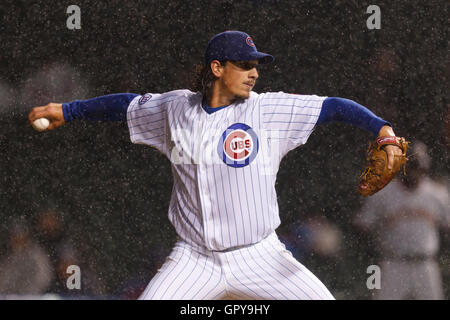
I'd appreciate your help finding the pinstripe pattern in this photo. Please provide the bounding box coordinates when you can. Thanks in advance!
[139,233,334,300]
[127,90,324,250]
[128,89,332,300]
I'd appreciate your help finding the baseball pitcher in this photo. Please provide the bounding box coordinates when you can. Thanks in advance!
[28,31,407,299]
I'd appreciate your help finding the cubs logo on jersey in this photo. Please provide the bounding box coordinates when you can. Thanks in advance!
[217,123,259,168]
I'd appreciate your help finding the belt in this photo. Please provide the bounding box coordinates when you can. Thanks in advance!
[211,232,274,253]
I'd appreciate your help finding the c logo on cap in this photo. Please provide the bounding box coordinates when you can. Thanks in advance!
[217,123,259,168]
[246,36,255,47]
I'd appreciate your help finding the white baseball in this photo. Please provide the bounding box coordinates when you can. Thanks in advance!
[32,118,50,131]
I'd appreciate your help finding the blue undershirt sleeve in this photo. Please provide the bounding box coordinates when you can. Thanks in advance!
[317,97,391,136]
[62,93,139,122]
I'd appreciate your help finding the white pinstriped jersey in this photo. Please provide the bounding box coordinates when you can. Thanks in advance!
[127,90,325,251]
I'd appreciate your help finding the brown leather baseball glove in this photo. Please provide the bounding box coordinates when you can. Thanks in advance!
[358,136,409,196]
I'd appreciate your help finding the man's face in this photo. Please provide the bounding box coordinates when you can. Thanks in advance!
[217,60,259,99]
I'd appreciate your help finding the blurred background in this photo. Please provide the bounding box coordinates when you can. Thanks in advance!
[0,0,448,299]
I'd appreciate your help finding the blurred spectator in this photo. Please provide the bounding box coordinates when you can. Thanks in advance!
[279,215,343,262]
[278,215,344,296]
[36,207,65,244]
[47,243,107,298]
[0,219,53,295]
[33,206,106,297]
[34,207,67,267]
[354,141,449,300]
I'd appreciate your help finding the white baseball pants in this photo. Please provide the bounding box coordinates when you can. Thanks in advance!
[139,232,334,300]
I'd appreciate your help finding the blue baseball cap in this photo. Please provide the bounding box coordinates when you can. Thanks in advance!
[204,31,274,65]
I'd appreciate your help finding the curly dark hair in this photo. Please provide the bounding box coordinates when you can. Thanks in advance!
[191,61,227,99]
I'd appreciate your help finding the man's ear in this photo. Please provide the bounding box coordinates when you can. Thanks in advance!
[210,60,223,78]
